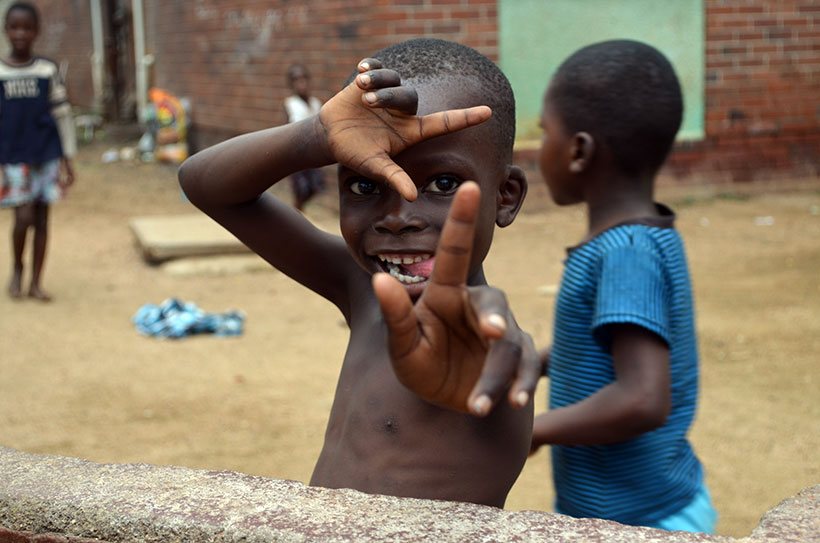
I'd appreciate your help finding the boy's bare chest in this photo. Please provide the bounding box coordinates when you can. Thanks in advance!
[325,302,470,449]
[312,306,529,505]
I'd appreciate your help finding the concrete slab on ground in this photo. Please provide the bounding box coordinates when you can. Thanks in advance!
[130,214,249,263]
[161,254,273,276]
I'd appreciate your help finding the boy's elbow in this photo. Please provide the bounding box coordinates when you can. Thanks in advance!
[627,389,670,433]
[177,157,194,189]
[177,157,202,204]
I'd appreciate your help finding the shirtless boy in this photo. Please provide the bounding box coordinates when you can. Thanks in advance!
[179,38,537,507]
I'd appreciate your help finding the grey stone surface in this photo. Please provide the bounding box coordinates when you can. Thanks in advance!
[160,254,273,277]
[129,215,250,262]
[0,447,815,543]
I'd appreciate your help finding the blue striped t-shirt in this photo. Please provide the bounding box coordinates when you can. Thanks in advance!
[549,205,703,525]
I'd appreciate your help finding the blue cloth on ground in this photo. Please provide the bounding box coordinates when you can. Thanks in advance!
[133,298,245,338]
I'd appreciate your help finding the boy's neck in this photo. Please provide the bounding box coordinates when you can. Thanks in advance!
[582,172,658,242]
[7,52,33,65]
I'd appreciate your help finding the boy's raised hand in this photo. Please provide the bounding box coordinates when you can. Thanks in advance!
[372,182,540,416]
[320,58,491,201]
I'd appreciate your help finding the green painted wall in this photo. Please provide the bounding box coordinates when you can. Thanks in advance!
[499,0,704,141]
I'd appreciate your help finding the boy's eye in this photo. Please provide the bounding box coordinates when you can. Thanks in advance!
[348,178,380,195]
[423,175,461,195]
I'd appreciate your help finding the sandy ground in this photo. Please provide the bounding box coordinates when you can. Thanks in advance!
[1,142,818,537]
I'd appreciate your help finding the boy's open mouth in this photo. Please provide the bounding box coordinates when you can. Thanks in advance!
[376,253,435,285]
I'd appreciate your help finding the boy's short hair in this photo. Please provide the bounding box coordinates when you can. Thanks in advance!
[548,39,683,176]
[5,1,39,26]
[368,38,516,163]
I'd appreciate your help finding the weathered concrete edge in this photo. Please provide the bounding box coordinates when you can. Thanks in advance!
[0,447,815,543]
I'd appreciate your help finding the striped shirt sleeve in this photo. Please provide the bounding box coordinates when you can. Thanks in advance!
[592,243,670,348]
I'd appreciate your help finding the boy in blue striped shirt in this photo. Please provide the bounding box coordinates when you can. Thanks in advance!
[529,40,717,533]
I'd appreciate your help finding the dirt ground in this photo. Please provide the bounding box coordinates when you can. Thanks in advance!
[1,142,818,537]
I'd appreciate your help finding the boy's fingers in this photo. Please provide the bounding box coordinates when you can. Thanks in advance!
[507,332,540,409]
[357,58,383,72]
[356,68,402,91]
[467,337,522,416]
[361,86,419,116]
[357,153,418,201]
[429,182,480,287]
[418,106,492,140]
[373,272,420,363]
[466,287,511,341]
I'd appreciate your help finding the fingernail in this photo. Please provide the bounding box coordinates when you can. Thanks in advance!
[487,314,506,332]
[472,395,491,416]
[516,390,529,407]
[364,92,377,104]
[360,61,370,70]
[358,73,371,85]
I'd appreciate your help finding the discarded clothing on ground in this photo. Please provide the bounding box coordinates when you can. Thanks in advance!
[133,298,245,339]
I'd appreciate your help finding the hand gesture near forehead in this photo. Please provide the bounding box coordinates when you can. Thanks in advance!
[319,58,491,201]
[373,182,541,416]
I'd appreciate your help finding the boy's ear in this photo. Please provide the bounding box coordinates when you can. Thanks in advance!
[495,165,528,228]
[569,132,595,173]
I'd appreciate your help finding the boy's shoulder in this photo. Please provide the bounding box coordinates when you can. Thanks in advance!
[0,56,59,78]
[33,56,59,66]
[567,223,688,281]
[573,204,679,254]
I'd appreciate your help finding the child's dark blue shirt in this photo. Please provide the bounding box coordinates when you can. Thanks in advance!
[549,204,704,525]
[0,57,67,165]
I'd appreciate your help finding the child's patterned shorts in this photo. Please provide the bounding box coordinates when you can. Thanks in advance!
[0,159,62,208]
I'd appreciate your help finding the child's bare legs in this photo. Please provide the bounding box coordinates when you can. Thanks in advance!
[8,202,51,301]
[28,202,51,301]
[8,203,34,298]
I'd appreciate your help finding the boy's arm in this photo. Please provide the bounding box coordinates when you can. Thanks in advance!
[531,324,670,449]
[179,118,356,307]
[374,182,542,416]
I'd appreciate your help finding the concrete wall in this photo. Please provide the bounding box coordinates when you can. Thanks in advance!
[0,447,817,543]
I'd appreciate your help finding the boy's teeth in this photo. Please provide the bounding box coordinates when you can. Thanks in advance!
[378,253,431,265]
[387,264,425,284]
[376,254,433,284]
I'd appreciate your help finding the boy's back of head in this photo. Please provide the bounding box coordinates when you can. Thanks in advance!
[365,38,516,163]
[548,39,683,177]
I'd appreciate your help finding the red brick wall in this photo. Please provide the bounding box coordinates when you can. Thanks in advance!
[141,0,498,149]
[24,0,818,180]
[666,0,820,181]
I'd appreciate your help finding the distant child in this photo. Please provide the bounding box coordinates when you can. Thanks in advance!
[1,1,76,301]
[529,40,717,533]
[283,63,325,211]
[180,39,540,507]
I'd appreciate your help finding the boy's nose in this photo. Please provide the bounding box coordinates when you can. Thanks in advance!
[373,198,427,235]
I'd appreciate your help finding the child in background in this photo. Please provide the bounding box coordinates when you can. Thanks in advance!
[1,1,76,301]
[283,63,325,211]
[180,39,539,507]
[530,40,717,532]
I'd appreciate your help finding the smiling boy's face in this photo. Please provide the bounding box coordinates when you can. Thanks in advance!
[337,79,523,299]
[5,8,38,59]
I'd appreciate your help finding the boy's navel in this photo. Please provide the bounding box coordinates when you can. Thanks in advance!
[383,417,399,434]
